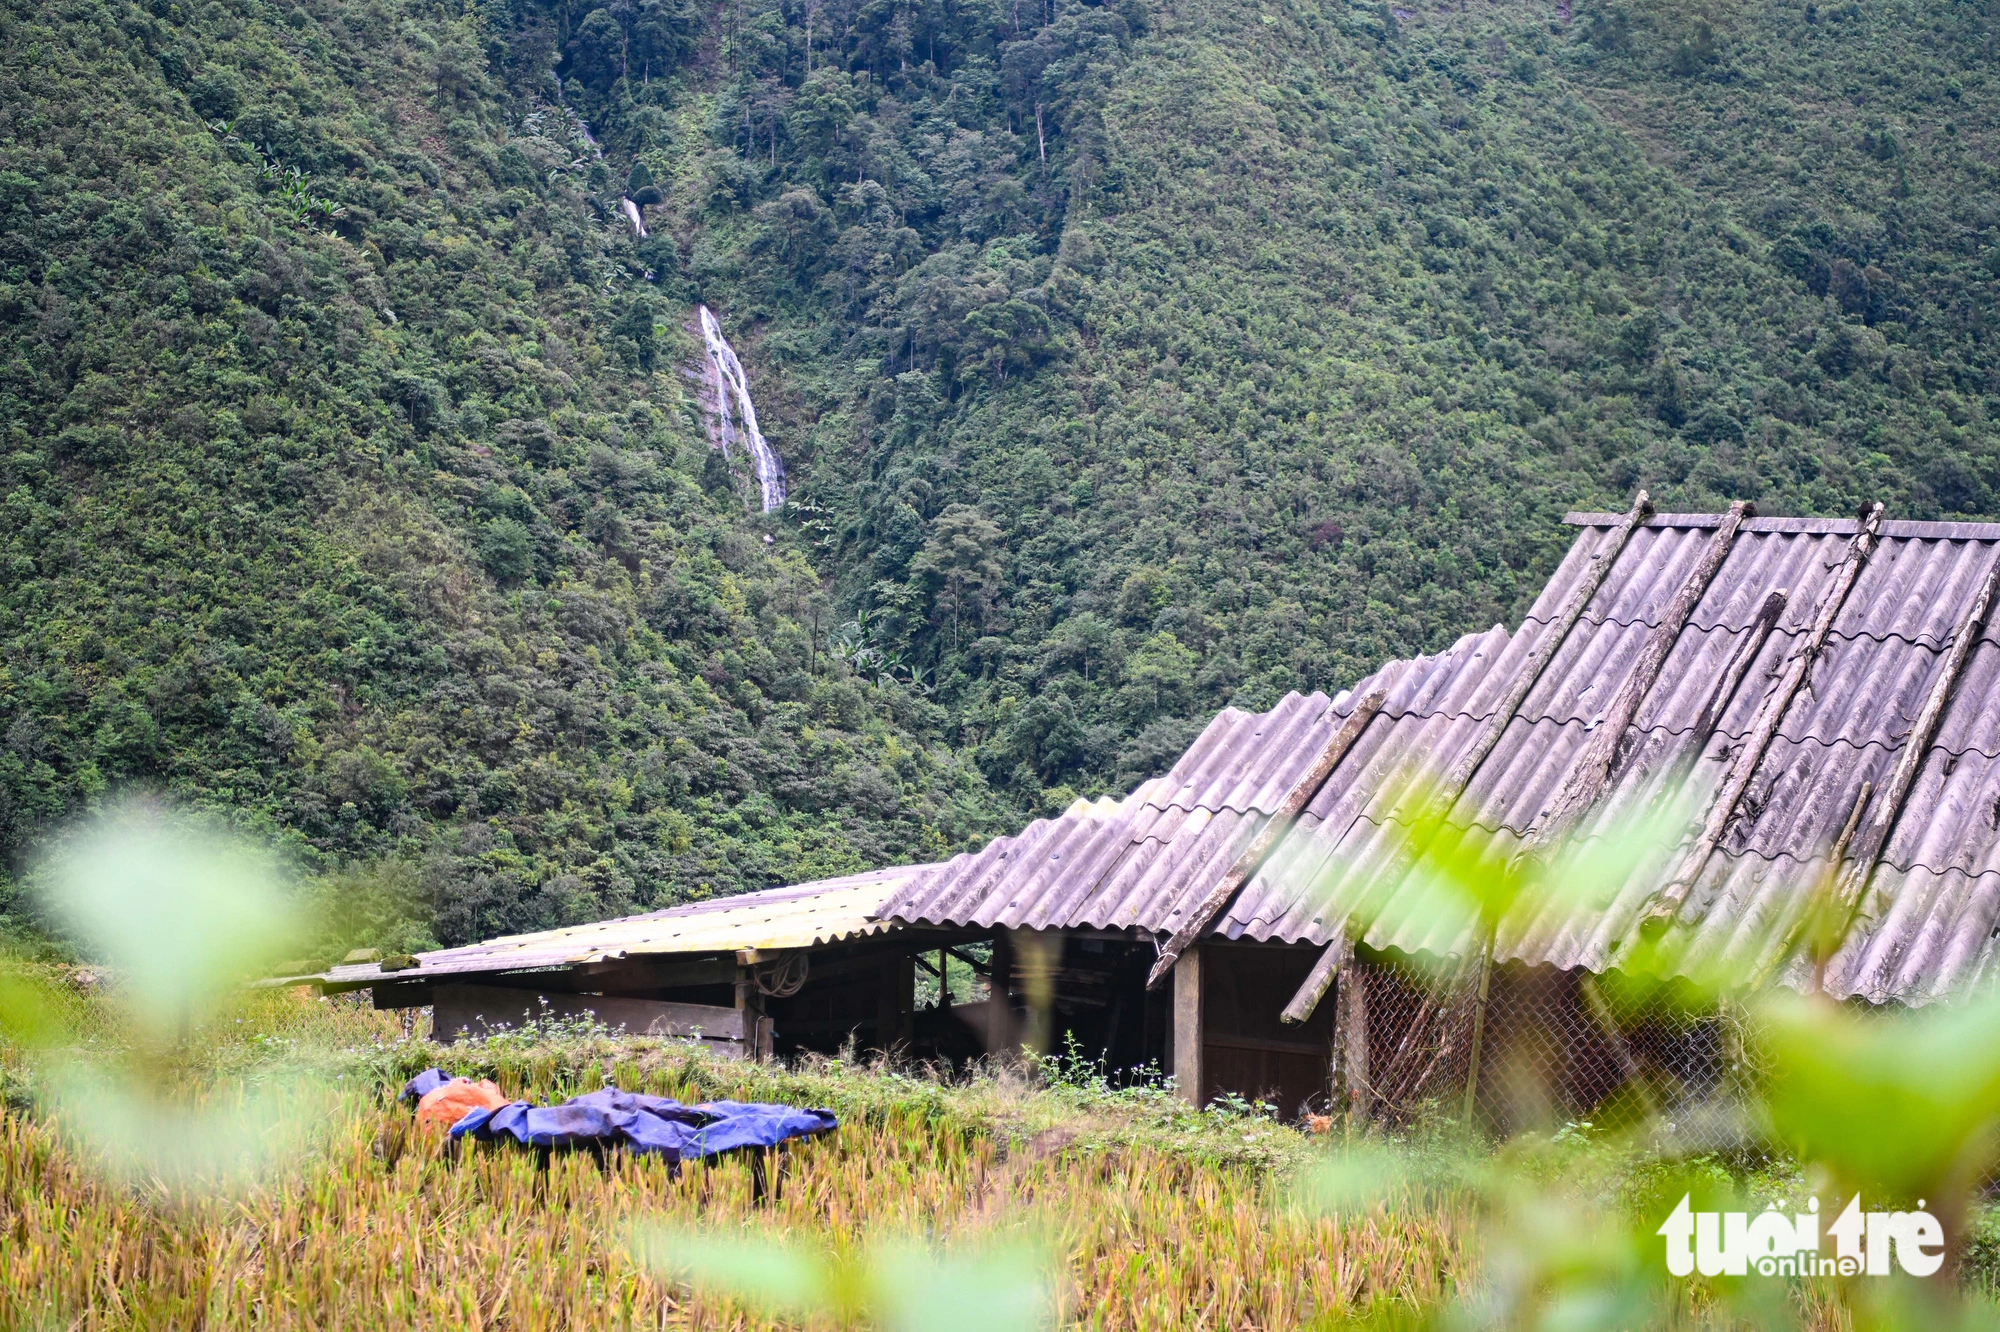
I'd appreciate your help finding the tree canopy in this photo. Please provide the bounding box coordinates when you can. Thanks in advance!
[0,0,1993,954]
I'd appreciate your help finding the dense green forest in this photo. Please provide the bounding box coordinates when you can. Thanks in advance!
[0,0,1993,954]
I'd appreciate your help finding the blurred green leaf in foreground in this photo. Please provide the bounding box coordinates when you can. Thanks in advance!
[1,799,325,1190]
[1287,785,2000,1329]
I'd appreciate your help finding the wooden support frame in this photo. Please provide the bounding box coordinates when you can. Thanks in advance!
[1282,491,1657,1026]
[579,956,741,990]
[1643,503,1885,933]
[1172,943,1203,1107]
[948,945,993,976]
[735,967,773,1061]
[1459,941,1494,1124]
[1829,543,2000,954]
[1144,688,1388,991]
[896,951,915,1044]
[1519,501,1754,860]
[1329,937,1370,1126]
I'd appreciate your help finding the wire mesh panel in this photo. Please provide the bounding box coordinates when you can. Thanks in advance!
[1339,951,1756,1150]
[1337,951,1476,1129]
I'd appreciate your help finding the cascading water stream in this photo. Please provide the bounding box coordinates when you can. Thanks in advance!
[555,86,647,238]
[697,305,786,513]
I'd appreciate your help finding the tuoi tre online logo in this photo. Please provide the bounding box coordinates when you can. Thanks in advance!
[1657,1194,1944,1278]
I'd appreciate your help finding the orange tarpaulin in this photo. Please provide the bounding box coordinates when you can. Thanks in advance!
[415,1077,511,1130]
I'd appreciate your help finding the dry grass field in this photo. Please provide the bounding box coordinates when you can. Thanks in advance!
[5,983,1995,1330]
[0,986,1474,1330]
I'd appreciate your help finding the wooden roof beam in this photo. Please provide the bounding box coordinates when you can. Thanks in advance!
[1280,489,1656,1026]
[1516,501,1754,862]
[1143,686,1388,990]
[1828,542,2000,968]
[1640,502,1884,935]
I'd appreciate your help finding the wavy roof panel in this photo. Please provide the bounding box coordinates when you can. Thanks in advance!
[884,510,2000,1005]
[878,690,1368,935]
[301,864,935,992]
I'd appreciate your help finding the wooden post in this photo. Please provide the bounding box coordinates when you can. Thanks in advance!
[897,950,915,1044]
[987,932,1014,1056]
[1172,943,1204,1107]
[876,951,906,1055]
[1643,503,1884,933]
[1331,940,1370,1127]
[1330,944,1350,1114]
[1459,938,1493,1126]
[1282,491,1656,1026]
[735,967,768,1061]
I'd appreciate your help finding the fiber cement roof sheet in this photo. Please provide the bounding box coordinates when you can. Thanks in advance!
[885,511,2000,1005]
[308,864,934,990]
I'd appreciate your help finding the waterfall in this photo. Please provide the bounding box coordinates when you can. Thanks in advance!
[554,86,646,238]
[696,305,786,513]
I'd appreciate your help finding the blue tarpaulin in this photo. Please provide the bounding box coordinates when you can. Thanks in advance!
[399,1069,837,1163]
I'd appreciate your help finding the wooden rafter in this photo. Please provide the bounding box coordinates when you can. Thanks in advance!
[1144,686,1389,990]
[1517,501,1754,861]
[1280,490,1657,1026]
[1641,503,1884,934]
[1828,542,2000,961]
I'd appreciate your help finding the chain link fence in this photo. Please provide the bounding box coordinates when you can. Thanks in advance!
[1339,950,1762,1152]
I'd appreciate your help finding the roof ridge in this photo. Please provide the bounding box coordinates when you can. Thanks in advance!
[1566,510,2000,540]
[1372,702,1998,758]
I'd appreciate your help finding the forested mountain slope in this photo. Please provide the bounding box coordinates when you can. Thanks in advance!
[688,0,1998,792]
[673,0,1997,790]
[0,0,1993,951]
[0,0,1010,951]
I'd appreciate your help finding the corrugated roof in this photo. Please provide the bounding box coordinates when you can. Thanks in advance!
[307,864,935,991]
[881,690,1392,938]
[879,510,2000,1005]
